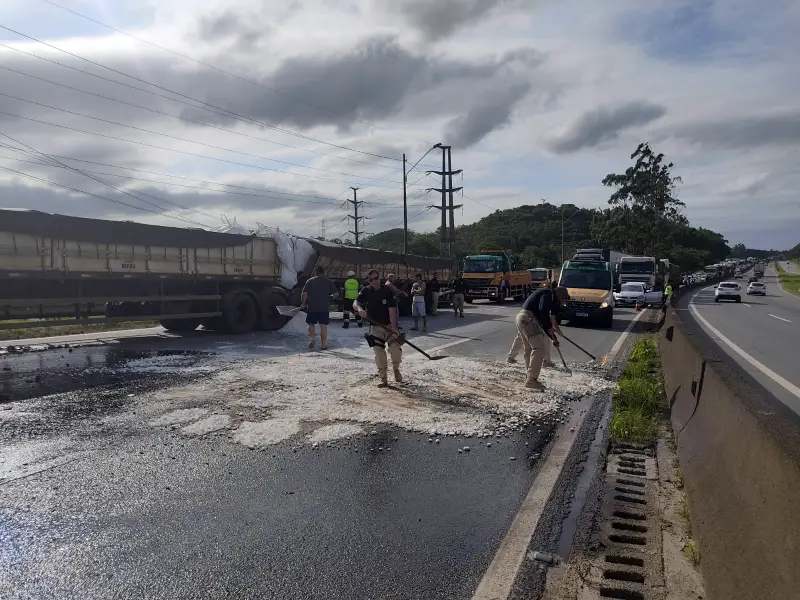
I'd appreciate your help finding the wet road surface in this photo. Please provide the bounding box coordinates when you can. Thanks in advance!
[1,302,647,600]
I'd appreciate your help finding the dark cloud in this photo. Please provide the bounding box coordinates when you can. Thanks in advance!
[184,36,543,132]
[384,0,537,41]
[443,82,530,147]
[195,10,269,51]
[548,101,667,154]
[673,111,800,149]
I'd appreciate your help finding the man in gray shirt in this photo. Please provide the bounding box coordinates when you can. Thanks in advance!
[300,266,339,350]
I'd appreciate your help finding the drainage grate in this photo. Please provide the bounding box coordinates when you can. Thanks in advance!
[612,522,649,533]
[599,587,645,600]
[617,467,647,476]
[603,569,645,583]
[608,534,647,545]
[605,555,645,567]
[616,478,645,487]
[614,494,647,505]
[615,487,646,496]
[612,510,647,521]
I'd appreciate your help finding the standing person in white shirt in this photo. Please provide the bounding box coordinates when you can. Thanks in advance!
[410,273,427,332]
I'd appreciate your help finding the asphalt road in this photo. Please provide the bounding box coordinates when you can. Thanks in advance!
[0,301,649,600]
[682,265,800,416]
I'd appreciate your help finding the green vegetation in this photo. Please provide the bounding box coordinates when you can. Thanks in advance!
[609,334,661,444]
[775,262,800,296]
[0,320,157,342]
[362,143,732,272]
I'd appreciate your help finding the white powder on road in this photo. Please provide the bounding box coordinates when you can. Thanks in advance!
[143,346,613,448]
[181,414,231,435]
[149,407,210,426]
[308,423,365,443]
[234,418,301,448]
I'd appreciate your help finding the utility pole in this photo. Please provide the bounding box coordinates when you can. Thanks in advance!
[427,145,462,258]
[344,187,364,246]
[402,153,408,254]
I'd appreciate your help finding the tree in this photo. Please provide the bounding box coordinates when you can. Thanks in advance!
[595,142,685,256]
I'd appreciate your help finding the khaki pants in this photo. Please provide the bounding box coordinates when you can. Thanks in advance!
[371,325,402,378]
[508,310,547,381]
[453,293,465,315]
[431,292,440,314]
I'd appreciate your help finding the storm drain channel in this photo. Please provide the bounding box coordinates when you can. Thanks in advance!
[596,445,660,600]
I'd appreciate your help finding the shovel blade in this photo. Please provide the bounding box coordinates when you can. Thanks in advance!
[276,305,301,316]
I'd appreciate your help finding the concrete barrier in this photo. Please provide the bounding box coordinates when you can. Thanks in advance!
[659,308,800,600]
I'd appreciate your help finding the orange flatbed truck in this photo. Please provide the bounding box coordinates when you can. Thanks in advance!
[461,250,533,303]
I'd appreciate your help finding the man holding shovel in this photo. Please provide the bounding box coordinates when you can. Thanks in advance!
[507,286,570,390]
[354,269,403,387]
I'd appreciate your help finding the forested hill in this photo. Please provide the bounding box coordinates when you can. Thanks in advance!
[362,202,730,272]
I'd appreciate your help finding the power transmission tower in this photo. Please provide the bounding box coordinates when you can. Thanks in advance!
[427,145,462,258]
[319,219,327,239]
[343,187,365,246]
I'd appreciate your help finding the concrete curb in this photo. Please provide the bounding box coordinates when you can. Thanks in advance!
[658,306,800,600]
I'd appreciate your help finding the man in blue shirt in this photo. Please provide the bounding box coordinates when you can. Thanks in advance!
[507,286,569,390]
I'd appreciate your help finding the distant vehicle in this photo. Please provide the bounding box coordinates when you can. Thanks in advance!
[558,258,616,328]
[748,275,759,283]
[613,282,663,307]
[747,282,767,296]
[715,281,742,303]
[462,250,531,302]
[754,263,765,277]
[617,256,659,288]
[528,267,561,289]
[734,271,743,278]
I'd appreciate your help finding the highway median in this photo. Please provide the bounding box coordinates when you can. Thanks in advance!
[658,301,800,600]
[775,261,800,295]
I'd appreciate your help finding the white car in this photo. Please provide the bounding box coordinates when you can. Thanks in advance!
[613,282,663,307]
[714,281,742,303]
[747,281,766,296]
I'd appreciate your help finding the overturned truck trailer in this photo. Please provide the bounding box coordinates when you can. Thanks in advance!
[0,210,453,334]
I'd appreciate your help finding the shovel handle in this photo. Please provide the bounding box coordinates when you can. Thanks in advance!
[559,333,597,360]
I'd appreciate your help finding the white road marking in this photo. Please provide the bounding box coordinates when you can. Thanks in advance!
[471,402,590,600]
[743,303,752,308]
[422,337,474,355]
[768,314,792,323]
[601,309,646,365]
[689,292,800,400]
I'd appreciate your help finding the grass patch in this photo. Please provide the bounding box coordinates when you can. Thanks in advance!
[0,320,157,342]
[775,262,800,296]
[609,334,661,444]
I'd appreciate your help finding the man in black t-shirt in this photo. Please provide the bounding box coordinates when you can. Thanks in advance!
[507,286,569,390]
[354,268,403,387]
[452,273,467,317]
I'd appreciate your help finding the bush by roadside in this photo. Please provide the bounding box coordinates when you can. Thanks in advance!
[609,334,661,444]
[775,262,800,296]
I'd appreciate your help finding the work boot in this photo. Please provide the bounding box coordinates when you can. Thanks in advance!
[525,378,546,391]
[543,360,557,369]
[309,339,315,350]
[343,321,350,329]
[507,356,517,364]
[393,368,403,383]
[378,370,389,388]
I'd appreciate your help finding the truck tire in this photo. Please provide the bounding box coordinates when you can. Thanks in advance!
[222,290,258,334]
[159,318,200,332]
[601,311,614,329]
[256,287,291,331]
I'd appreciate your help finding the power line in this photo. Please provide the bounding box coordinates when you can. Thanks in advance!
[0,63,402,171]
[35,0,437,147]
[0,109,412,190]
[0,128,213,227]
[0,26,402,162]
[0,91,406,185]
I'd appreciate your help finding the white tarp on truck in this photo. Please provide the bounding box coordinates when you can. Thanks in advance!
[217,220,315,289]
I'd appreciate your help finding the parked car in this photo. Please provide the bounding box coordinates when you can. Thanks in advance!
[715,281,742,303]
[613,282,663,307]
[747,281,767,296]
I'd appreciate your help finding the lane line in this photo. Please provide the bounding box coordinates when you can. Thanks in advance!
[742,303,752,308]
[471,404,590,600]
[600,309,647,366]
[689,291,800,400]
[472,311,642,599]
[767,314,792,323]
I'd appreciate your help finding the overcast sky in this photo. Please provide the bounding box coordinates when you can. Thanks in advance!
[0,0,798,248]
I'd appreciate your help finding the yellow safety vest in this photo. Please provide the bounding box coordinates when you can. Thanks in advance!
[344,278,359,299]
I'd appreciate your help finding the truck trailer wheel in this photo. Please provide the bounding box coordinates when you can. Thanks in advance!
[222,290,258,334]
[257,287,291,331]
[159,318,200,332]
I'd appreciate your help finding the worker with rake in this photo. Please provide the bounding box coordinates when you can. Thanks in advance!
[354,269,403,387]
